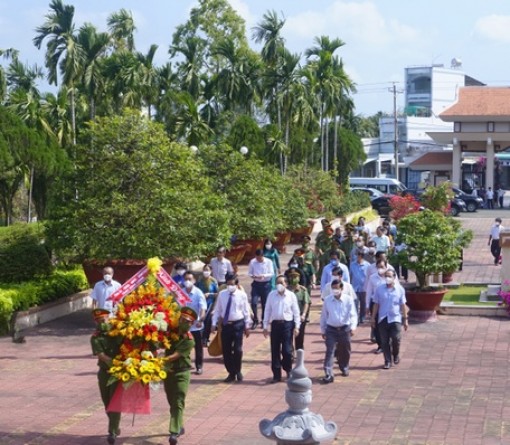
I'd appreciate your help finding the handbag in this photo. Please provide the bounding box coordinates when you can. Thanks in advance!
[207,324,223,357]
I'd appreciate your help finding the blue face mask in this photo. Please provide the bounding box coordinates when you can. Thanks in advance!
[330,259,338,266]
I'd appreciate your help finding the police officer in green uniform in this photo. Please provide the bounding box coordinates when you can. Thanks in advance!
[164,306,197,445]
[90,308,123,445]
[287,270,311,350]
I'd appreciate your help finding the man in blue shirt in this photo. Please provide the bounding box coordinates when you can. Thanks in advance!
[321,250,350,293]
[371,270,408,369]
[349,250,370,323]
[183,272,207,375]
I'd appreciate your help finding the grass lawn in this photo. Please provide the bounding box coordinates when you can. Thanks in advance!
[443,285,499,306]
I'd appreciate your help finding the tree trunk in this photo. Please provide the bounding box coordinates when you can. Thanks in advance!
[333,115,338,179]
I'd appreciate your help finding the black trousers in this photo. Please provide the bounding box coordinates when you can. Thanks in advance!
[491,239,501,264]
[190,330,203,370]
[294,320,307,350]
[377,317,402,365]
[221,319,245,376]
[270,320,294,379]
[369,300,382,347]
[251,281,272,323]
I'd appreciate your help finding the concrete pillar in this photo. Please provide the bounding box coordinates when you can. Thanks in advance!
[500,230,510,286]
[452,142,461,185]
[487,141,495,190]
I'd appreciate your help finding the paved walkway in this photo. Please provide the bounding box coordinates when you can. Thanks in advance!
[2,210,510,445]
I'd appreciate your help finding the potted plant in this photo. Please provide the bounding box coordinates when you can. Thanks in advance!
[396,207,473,322]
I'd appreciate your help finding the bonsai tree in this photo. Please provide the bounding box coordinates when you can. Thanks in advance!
[46,110,231,261]
[421,182,455,214]
[396,209,473,289]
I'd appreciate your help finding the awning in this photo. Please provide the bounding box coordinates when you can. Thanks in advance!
[364,153,395,165]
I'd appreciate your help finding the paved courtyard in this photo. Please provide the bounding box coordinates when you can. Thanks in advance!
[1,209,510,445]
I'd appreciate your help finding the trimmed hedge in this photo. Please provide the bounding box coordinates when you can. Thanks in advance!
[0,223,53,283]
[0,268,88,335]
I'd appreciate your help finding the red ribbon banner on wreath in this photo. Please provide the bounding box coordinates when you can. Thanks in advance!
[107,265,191,306]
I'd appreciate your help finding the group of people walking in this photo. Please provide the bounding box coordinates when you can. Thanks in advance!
[90,218,409,443]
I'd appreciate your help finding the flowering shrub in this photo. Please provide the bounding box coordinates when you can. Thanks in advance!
[107,277,180,386]
[498,281,510,314]
[389,194,421,221]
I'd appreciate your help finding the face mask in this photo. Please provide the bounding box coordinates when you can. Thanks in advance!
[378,268,386,276]
[302,243,309,248]
[496,222,501,227]
[184,280,193,289]
[203,271,211,278]
[103,274,112,282]
[178,321,191,334]
[227,285,237,293]
[356,242,363,247]
[368,248,376,254]
[177,269,186,276]
[330,259,338,266]
[265,243,272,249]
[290,278,299,285]
[290,263,298,268]
[276,283,286,293]
[333,289,342,296]
[385,277,394,285]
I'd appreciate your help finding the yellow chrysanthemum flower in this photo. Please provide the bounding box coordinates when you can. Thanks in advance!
[159,370,167,379]
[142,374,152,384]
[147,257,163,275]
[121,373,130,382]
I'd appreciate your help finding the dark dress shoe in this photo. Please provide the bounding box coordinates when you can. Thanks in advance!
[251,321,259,330]
[270,377,281,384]
[383,362,391,369]
[236,372,243,382]
[179,427,185,436]
[321,375,334,384]
[374,348,383,354]
[169,433,178,445]
[393,356,400,365]
[223,374,236,383]
[107,434,116,445]
[196,368,203,375]
[341,368,349,377]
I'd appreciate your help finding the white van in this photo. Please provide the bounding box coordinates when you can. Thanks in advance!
[349,177,407,194]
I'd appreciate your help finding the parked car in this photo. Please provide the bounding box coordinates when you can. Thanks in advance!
[351,187,394,216]
[451,186,483,212]
[403,189,466,217]
[349,177,407,194]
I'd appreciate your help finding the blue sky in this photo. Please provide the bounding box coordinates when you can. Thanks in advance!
[1,0,510,116]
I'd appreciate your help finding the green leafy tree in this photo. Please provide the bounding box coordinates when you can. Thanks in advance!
[46,110,230,261]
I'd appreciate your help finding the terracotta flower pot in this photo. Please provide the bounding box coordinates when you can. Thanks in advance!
[273,232,292,254]
[405,288,448,323]
[82,258,178,286]
[232,239,264,264]
[289,221,315,244]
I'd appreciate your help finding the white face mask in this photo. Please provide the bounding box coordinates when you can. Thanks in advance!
[184,280,193,289]
[177,269,186,276]
[333,289,342,296]
[227,285,237,294]
[103,274,112,282]
[378,268,386,276]
[385,277,395,285]
[203,271,211,278]
[356,242,363,247]
[276,283,286,293]
[265,243,272,249]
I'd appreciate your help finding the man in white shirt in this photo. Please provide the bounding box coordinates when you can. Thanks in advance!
[370,226,391,254]
[248,249,274,329]
[90,267,121,313]
[486,187,494,209]
[320,250,350,293]
[320,279,358,382]
[263,275,300,383]
[209,246,234,285]
[212,273,252,383]
[488,217,504,265]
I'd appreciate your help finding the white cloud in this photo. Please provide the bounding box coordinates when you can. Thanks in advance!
[285,1,419,47]
[227,0,256,27]
[474,14,510,43]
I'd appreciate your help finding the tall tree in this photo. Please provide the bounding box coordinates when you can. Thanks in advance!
[107,9,136,52]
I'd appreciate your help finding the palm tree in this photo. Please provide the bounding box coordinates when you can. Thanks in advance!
[252,10,286,66]
[305,36,345,171]
[107,9,136,52]
[170,36,205,101]
[136,44,159,118]
[33,0,84,147]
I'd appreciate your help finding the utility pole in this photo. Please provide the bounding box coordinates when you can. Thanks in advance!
[389,83,403,181]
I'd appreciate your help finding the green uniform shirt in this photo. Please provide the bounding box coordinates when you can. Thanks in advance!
[302,248,317,276]
[165,333,195,373]
[291,286,311,315]
[90,325,122,370]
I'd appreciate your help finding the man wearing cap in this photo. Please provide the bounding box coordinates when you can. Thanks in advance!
[287,270,311,350]
[301,235,318,293]
[263,275,301,383]
[90,267,121,312]
[90,308,123,444]
[248,249,274,329]
[164,306,197,445]
[320,279,358,383]
[212,273,252,382]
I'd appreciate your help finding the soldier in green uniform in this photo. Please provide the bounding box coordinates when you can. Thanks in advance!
[287,270,311,350]
[90,308,123,445]
[315,220,334,282]
[300,235,318,294]
[164,306,197,445]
